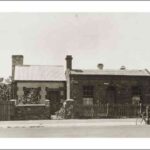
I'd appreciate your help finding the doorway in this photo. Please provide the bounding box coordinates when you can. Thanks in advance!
[106,86,117,104]
[46,90,61,114]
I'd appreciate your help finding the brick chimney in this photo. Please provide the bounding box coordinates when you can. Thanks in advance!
[65,55,73,70]
[12,55,23,80]
[65,55,73,100]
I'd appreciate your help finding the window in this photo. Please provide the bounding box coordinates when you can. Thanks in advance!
[132,86,141,96]
[83,86,94,98]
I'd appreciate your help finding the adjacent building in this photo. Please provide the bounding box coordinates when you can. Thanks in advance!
[65,56,150,106]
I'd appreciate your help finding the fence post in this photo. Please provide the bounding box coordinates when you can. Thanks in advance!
[146,106,150,124]
[10,99,16,120]
[107,103,109,117]
[10,99,16,105]
[139,103,142,116]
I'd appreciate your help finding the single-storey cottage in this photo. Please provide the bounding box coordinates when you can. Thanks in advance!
[65,55,150,106]
[12,55,66,114]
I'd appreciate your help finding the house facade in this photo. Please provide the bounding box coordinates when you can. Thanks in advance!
[11,54,150,118]
[12,55,66,114]
[65,55,150,106]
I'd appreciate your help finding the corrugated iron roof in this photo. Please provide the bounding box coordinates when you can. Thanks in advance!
[70,69,150,76]
[15,65,66,81]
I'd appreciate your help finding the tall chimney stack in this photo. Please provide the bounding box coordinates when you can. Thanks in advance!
[12,55,23,80]
[65,55,73,70]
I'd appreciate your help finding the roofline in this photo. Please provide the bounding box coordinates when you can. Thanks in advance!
[70,73,150,77]
[145,69,150,75]
[15,65,64,67]
[14,80,66,82]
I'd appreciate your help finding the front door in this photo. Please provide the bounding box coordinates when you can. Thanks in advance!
[106,86,116,104]
[47,91,60,114]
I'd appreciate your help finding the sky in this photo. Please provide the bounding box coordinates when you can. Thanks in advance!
[0,13,150,78]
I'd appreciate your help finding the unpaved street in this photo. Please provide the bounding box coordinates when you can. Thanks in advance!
[0,119,149,137]
[0,125,150,137]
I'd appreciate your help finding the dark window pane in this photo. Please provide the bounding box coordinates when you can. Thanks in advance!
[83,86,94,98]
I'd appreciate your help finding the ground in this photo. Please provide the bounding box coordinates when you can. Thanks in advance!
[0,118,150,137]
[1,125,150,138]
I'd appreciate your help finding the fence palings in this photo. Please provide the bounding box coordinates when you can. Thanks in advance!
[74,104,141,118]
[0,101,14,121]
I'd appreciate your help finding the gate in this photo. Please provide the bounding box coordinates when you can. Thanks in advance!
[0,101,14,121]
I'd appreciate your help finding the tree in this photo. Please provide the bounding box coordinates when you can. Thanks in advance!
[0,83,11,101]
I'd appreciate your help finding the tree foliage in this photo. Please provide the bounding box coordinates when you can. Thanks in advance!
[0,84,11,101]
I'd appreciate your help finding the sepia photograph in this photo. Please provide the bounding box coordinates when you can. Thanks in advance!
[1,12,150,140]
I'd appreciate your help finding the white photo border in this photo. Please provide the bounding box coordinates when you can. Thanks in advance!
[0,1,150,149]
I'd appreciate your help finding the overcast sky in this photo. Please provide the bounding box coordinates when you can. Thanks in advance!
[0,13,150,78]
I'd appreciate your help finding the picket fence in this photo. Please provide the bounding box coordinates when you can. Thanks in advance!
[0,101,147,120]
[73,104,142,119]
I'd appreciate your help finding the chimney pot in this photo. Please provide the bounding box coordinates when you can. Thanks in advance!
[97,63,104,70]
[120,66,126,70]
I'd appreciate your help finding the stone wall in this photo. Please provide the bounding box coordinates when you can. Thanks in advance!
[14,104,50,120]
[10,99,51,120]
[70,75,150,105]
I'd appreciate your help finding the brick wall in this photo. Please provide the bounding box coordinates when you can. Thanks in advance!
[70,75,150,105]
